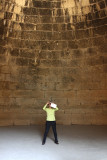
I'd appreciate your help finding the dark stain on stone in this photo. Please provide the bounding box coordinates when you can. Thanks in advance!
[99,100,107,104]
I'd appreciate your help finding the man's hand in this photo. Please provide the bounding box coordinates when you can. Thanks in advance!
[46,101,50,105]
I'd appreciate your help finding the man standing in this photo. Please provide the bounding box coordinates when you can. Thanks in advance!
[42,101,59,145]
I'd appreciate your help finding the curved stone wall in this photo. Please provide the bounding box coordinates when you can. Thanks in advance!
[0,0,107,125]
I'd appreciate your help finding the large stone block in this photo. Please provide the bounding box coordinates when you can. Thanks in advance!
[75,29,85,39]
[76,90,98,102]
[30,115,45,125]
[92,11,100,19]
[0,73,5,81]
[93,25,107,36]
[55,16,64,23]
[53,24,66,31]
[4,11,13,19]
[23,7,32,15]
[99,9,106,17]
[0,46,6,55]
[52,1,61,8]
[41,16,53,23]
[77,38,91,48]
[10,48,20,57]
[16,57,29,66]
[0,11,4,19]
[19,49,35,58]
[0,37,7,46]
[45,74,58,82]
[67,59,82,67]
[92,17,107,27]
[81,81,101,90]
[13,90,44,98]
[8,30,21,39]
[71,49,84,58]
[24,15,40,23]
[41,82,56,91]
[98,1,106,9]
[71,113,86,125]
[85,113,107,125]
[0,120,13,126]
[13,120,30,125]
[36,24,52,31]
[56,113,72,125]
[49,67,63,75]
[20,23,36,30]
[39,50,60,59]
[86,56,104,66]
[39,8,52,15]
[51,32,62,40]
[75,22,85,29]
[56,82,74,91]
[45,91,76,99]
[54,41,67,50]
[60,75,75,83]
[85,47,97,57]
[12,112,32,120]
[68,41,78,49]
[33,1,52,8]
[65,31,75,40]
[32,67,50,76]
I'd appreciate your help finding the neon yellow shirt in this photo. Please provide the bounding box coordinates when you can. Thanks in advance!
[43,104,59,121]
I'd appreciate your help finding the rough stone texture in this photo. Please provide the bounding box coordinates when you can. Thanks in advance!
[0,0,107,126]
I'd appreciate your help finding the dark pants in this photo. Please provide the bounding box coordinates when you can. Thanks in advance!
[43,121,58,143]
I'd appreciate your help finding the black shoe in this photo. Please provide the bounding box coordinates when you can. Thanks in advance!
[42,142,45,145]
[55,141,59,144]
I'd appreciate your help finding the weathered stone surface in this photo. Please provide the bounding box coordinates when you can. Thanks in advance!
[36,24,52,31]
[68,41,78,49]
[16,57,29,66]
[24,15,40,23]
[0,0,107,126]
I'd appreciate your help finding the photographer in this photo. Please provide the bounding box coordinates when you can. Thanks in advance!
[42,101,59,145]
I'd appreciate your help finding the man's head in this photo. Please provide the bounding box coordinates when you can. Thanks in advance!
[48,102,51,108]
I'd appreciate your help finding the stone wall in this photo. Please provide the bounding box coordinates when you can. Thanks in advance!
[0,0,107,126]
